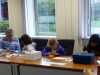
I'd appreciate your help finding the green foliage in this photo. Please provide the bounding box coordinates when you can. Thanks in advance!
[49,23,56,32]
[37,0,55,16]
[92,20,100,27]
[0,20,9,33]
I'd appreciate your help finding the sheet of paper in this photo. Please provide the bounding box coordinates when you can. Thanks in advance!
[52,57,73,62]
[49,61,66,65]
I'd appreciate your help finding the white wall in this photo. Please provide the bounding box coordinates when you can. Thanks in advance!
[56,0,83,50]
[56,0,72,39]
[8,0,83,50]
[8,0,24,37]
[71,0,83,50]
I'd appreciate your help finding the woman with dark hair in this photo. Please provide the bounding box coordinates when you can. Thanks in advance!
[83,34,100,56]
[20,34,36,51]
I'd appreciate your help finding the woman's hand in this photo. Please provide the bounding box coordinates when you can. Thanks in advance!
[48,53,59,58]
[48,54,55,58]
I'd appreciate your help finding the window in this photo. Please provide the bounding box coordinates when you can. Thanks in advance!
[81,0,100,38]
[0,0,9,35]
[24,0,56,36]
[35,0,56,36]
[90,0,100,34]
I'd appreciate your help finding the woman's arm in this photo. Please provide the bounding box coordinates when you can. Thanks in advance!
[42,47,51,56]
[57,46,64,56]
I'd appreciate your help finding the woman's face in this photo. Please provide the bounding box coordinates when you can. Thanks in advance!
[48,39,58,49]
[90,42,97,47]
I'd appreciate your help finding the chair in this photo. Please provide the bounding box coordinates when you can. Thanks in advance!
[32,38,48,51]
[58,39,74,56]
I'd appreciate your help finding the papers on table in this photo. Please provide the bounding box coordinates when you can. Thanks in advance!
[51,57,73,62]
[41,57,72,66]
[41,60,66,66]
[48,62,66,66]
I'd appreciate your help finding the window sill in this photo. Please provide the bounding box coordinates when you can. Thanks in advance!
[32,36,56,39]
[0,34,5,38]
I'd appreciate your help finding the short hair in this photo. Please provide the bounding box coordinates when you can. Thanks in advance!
[89,34,100,43]
[20,34,32,45]
[47,38,58,47]
[88,34,100,47]
[5,29,13,33]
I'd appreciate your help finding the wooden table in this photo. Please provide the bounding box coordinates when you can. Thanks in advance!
[0,53,97,75]
[96,57,100,75]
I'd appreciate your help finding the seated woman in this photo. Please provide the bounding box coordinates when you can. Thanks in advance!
[83,34,100,56]
[20,34,36,51]
[0,29,21,52]
[42,38,64,57]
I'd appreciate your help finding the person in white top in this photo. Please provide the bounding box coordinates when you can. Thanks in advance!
[20,34,36,52]
[20,34,42,60]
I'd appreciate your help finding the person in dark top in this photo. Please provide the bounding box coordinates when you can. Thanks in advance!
[83,34,100,56]
[20,34,36,51]
[42,38,64,57]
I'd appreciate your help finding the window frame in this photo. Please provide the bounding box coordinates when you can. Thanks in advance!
[24,0,56,37]
[80,0,100,38]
